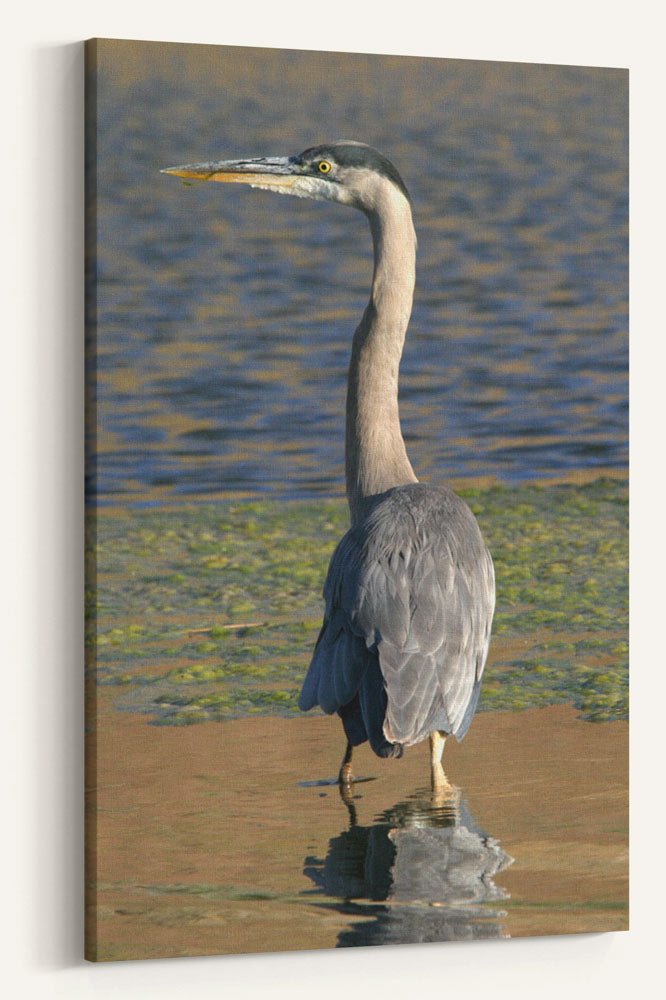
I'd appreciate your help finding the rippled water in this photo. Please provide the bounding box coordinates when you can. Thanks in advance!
[88,42,627,506]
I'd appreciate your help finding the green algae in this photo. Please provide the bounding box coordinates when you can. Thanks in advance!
[87,478,628,725]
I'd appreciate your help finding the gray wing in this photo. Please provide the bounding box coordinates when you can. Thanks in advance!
[298,526,388,749]
[298,484,495,748]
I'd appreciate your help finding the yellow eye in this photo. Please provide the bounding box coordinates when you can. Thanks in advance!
[318,160,332,174]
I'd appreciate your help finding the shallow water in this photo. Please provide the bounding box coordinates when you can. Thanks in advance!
[87,483,628,960]
[86,702,628,959]
[89,43,627,506]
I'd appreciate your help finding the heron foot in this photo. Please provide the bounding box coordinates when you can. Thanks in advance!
[339,740,354,785]
[429,730,454,792]
[339,762,354,785]
[431,761,455,792]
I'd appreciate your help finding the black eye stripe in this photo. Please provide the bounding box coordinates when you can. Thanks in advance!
[294,157,339,181]
[297,143,410,201]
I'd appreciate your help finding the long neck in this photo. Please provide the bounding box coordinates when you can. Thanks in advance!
[345,186,418,524]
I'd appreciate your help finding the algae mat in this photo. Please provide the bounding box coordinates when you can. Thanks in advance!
[87,479,628,726]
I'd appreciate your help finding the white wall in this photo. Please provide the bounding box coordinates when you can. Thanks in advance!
[4,1,664,997]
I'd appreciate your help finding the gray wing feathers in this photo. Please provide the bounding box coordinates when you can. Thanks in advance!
[298,484,495,748]
[379,642,450,742]
[299,609,367,714]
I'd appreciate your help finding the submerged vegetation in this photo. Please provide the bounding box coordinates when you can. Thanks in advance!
[87,478,627,726]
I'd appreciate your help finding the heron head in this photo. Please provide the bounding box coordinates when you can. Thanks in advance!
[162,141,410,215]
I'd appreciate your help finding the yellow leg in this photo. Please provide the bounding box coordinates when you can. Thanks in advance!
[339,741,354,785]
[429,730,453,791]
[337,779,357,823]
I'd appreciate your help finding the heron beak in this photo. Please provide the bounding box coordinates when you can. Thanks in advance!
[161,156,300,189]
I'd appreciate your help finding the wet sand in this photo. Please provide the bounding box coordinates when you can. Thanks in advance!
[86,696,627,961]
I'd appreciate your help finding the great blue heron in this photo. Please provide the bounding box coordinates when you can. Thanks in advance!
[163,141,495,789]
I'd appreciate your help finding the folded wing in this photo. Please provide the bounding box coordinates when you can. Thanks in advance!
[298,484,495,750]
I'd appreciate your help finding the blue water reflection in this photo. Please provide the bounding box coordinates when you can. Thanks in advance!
[90,44,627,505]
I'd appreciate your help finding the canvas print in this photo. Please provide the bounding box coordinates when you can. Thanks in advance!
[84,38,628,961]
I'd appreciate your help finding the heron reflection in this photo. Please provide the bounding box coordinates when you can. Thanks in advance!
[303,784,513,947]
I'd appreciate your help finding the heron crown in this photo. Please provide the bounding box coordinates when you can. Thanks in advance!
[295,141,411,202]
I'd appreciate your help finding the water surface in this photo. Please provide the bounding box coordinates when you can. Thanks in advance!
[86,702,628,959]
[89,43,627,506]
